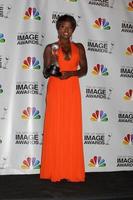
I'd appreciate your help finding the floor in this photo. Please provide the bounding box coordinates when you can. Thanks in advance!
[0,171,133,200]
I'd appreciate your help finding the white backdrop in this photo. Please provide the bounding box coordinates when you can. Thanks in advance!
[0,0,133,174]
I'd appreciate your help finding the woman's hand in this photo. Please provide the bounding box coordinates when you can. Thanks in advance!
[59,71,73,80]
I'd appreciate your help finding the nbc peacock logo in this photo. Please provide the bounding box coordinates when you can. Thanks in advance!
[90,110,108,122]
[123,133,133,145]
[0,84,3,94]
[22,57,41,70]
[127,1,133,11]
[65,0,78,2]
[0,33,5,43]
[24,7,41,20]
[123,134,133,145]
[125,45,133,55]
[123,89,133,101]
[92,64,109,76]
[21,157,40,169]
[21,107,41,119]
[93,18,111,30]
[89,156,106,167]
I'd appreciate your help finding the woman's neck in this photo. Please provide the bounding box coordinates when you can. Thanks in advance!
[58,38,71,45]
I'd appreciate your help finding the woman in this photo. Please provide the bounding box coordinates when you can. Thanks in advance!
[40,14,88,182]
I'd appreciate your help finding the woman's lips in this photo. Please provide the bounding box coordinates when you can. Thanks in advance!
[63,32,69,36]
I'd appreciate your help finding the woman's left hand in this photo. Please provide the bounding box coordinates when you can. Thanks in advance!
[59,71,73,80]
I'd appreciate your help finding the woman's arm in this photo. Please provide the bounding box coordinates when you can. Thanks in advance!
[73,43,88,77]
[42,44,52,78]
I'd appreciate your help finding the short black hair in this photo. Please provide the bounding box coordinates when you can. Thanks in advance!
[56,14,76,31]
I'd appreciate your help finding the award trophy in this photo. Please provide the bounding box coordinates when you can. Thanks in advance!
[44,44,62,78]
[48,44,62,77]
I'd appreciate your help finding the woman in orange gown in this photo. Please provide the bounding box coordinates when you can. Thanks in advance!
[40,15,88,182]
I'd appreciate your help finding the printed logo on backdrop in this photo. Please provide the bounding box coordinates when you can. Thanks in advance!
[89,156,106,167]
[0,84,3,94]
[0,157,8,169]
[90,110,108,122]
[65,0,78,2]
[88,0,115,8]
[87,39,114,54]
[118,111,133,123]
[86,86,112,100]
[123,133,133,145]
[21,157,40,169]
[51,11,81,26]
[15,131,42,145]
[125,45,133,56]
[0,4,12,18]
[120,65,133,78]
[93,18,111,30]
[127,1,133,11]
[21,107,41,120]
[24,7,41,20]
[0,107,8,120]
[0,33,5,43]
[0,136,2,144]
[123,89,133,101]
[92,64,109,76]
[16,81,44,95]
[17,32,44,46]
[84,132,112,145]
[117,156,133,167]
[22,56,41,70]
[0,55,9,69]
[121,20,133,33]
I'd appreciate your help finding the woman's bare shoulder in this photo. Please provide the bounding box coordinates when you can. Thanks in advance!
[44,43,52,50]
[43,42,59,57]
[74,42,85,49]
[45,42,58,50]
[73,42,86,53]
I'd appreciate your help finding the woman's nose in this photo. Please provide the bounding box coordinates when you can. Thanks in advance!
[64,27,69,32]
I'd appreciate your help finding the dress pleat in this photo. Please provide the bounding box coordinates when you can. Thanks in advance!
[40,42,85,182]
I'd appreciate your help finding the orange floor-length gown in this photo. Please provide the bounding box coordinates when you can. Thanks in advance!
[40,42,85,182]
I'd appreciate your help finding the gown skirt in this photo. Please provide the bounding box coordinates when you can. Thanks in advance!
[40,42,85,182]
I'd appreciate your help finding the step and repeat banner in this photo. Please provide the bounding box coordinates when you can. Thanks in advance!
[0,0,133,174]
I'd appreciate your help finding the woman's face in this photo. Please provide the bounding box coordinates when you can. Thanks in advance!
[57,21,74,40]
